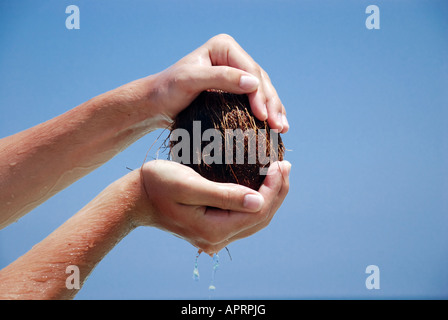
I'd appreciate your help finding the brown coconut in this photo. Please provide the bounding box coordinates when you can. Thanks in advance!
[169,90,285,190]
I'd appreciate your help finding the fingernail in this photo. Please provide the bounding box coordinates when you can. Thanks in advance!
[239,75,259,91]
[243,194,264,211]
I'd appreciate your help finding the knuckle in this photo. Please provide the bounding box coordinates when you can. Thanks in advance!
[261,68,271,82]
[218,66,238,85]
[142,160,161,178]
[265,94,277,106]
[220,66,232,79]
[267,95,282,111]
[219,188,233,210]
[212,33,235,44]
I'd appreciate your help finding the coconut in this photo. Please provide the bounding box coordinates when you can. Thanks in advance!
[169,90,285,190]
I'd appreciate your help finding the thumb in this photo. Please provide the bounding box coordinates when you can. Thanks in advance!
[185,65,259,94]
[178,175,265,213]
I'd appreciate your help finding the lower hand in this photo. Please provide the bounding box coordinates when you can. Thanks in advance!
[131,160,290,255]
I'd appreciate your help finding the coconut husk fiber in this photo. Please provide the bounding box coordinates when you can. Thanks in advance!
[169,90,285,190]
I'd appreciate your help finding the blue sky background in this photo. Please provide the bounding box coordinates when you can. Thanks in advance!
[1,0,447,299]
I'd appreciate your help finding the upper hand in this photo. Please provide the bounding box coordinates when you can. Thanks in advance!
[140,34,289,133]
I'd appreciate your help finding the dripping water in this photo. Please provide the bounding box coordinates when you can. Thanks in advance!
[208,253,220,292]
[192,248,231,295]
[192,252,200,281]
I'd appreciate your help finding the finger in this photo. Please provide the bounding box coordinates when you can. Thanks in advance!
[177,173,265,213]
[207,36,287,131]
[247,160,290,226]
[252,160,291,225]
[265,93,284,133]
[205,34,256,71]
[205,34,268,121]
[176,64,260,95]
[186,161,291,254]
[280,104,289,133]
[259,69,284,132]
[209,161,290,238]
[217,160,291,244]
[248,91,268,122]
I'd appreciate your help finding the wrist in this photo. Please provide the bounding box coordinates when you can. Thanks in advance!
[91,76,170,138]
[117,75,173,131]
[110,168,155,229]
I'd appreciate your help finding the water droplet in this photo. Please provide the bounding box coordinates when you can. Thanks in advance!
[16,149,27,155]
[212,253,219,270]
[191,251,222,296]
[192,253,200,281]
[208,253,219,292]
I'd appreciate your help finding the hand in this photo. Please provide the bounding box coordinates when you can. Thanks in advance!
[138,34,289,133]
[132,160,291,255]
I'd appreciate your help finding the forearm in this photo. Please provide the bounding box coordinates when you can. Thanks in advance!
[0,76,162,229]
[0,169,145,300]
